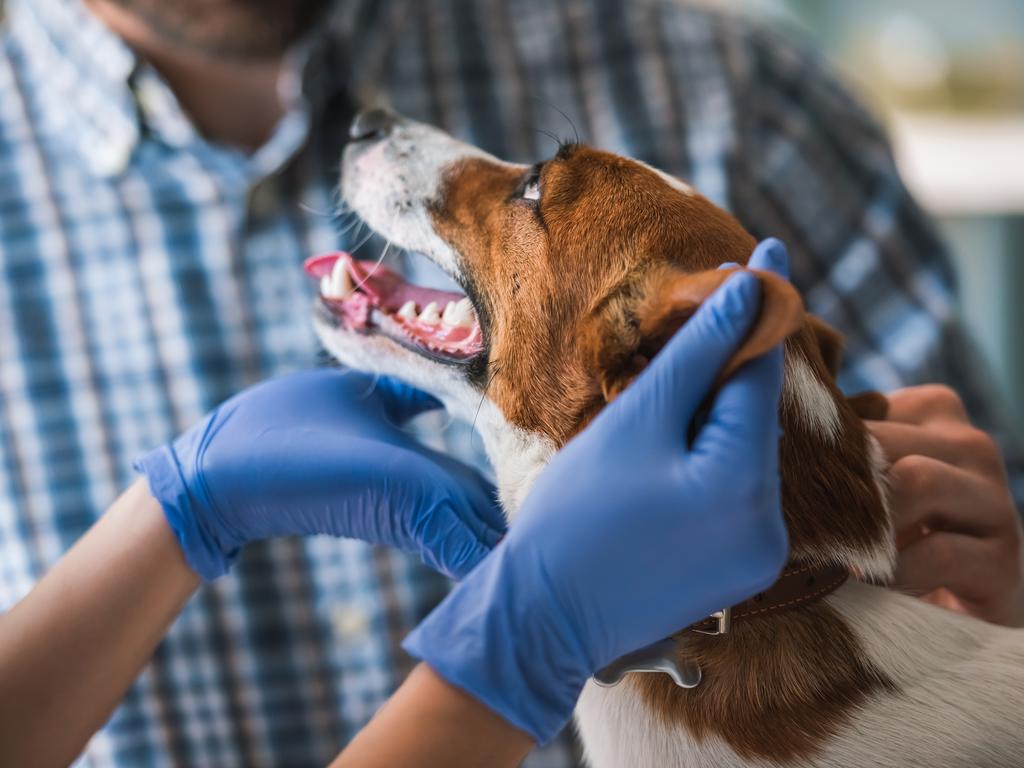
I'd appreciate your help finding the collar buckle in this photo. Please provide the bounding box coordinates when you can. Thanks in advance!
[691,607,732,636]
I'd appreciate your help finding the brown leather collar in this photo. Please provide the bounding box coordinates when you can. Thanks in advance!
[685,562,849,636]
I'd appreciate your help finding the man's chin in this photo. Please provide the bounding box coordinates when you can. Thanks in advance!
[93,0,334,61]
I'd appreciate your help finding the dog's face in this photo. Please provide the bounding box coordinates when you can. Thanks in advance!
[315,111,891,578]
[315,111,799,447]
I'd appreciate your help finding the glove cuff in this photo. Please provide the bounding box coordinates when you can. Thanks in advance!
[402,543,589,744]
[134,446,237,581]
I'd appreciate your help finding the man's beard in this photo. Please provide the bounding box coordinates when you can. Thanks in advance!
[103,0,335,60]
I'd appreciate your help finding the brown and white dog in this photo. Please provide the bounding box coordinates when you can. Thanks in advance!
[310,109,1024,767]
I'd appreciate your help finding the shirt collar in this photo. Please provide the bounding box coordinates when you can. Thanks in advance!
[6,0,354,179]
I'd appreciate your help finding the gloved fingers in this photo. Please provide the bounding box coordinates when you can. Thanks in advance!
[389,448,506,548]
[618,272,762,438]
[432,459,507,544]
[747,238,790,279]
[693,344,784,462]
[371,375,445,424]
[419,516,497,580]
[441,481,505,549]
[716,239,788,276]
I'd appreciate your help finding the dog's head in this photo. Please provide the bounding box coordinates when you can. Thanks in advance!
[313,109,893,578]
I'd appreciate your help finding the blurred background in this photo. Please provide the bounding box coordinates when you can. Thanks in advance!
[728,0,1024,428]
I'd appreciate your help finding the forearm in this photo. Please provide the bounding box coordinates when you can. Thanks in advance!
[0,479,200,767]
[330,664,534,768]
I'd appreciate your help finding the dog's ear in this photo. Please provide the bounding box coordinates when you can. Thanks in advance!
[594,266,804,402]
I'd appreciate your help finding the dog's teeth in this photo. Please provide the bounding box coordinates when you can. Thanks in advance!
[441,301,459,326]
[419,302,441,324]
[320,275,332,297]
[329,258,353,298]
[397,301,418,320]
[450,297,476,328]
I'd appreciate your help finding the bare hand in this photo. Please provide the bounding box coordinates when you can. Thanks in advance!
[868,385,1024,627]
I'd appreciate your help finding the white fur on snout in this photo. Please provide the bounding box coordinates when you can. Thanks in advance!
[336,119,552,515]
[342,120,520,281]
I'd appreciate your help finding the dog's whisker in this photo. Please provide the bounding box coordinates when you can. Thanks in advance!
[470,362,502,450]
[537,129,563,151]
[348,226,376,255]
[337,215,364,236]
[530,96,582,146]
[352,241,392,291]
[341,368,382,401]
[298,201,336,218]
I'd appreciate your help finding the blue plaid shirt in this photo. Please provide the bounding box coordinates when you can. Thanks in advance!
[1,0,1021,765]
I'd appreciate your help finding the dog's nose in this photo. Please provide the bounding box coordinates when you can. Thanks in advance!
[350,108,400,142]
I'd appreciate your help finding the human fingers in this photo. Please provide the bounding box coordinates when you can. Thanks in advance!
[884,385,969,426]
[867,420,1001,474]
[887,454,1012,540]
[893,531,1019,624]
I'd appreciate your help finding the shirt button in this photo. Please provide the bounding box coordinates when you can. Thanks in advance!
[136,79,166,118]
[87,138,132,176]
[332,605,370,639]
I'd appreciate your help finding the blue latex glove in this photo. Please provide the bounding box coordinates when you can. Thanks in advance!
[136,370,504,581]
[403,241,792,744]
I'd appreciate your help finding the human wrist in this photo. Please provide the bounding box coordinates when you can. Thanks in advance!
[134,443,237,582]
[402,543,591,744]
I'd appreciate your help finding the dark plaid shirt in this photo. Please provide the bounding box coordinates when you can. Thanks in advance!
[1,0,1020,765]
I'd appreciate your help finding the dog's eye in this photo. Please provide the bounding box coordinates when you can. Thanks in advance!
[518,165,544,203]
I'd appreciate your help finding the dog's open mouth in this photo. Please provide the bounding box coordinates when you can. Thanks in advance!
[305,252,485,364]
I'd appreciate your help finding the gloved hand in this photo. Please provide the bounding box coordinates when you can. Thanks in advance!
[403,239,792,744]
[136,370,504,581]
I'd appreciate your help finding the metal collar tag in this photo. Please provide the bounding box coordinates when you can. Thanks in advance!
[593,638,702,689]
[592,562,849,690]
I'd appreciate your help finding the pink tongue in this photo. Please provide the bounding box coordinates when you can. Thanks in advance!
[303,251,464,311]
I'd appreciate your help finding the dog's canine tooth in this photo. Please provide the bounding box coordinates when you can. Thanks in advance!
[330,258,353,298]
[419,301,441,324]
[320,275,332,297]
[398,300,418,320]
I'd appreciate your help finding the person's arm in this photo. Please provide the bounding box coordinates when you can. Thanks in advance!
[0,369,504,767]
[331,664,534,768]
[0,243,787,768]
[0,480,199,767]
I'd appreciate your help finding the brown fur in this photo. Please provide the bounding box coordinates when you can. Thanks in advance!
[633,605,897,763]
[430,145,895,760]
